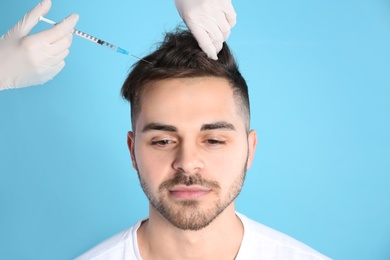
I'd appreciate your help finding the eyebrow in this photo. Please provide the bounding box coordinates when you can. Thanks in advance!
[200,121,236,131]
[142,123,177,133]
[141,121,236,133]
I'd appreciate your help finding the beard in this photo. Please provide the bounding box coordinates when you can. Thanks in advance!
[137,163,247,231]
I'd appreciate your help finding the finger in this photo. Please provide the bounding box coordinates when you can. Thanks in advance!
[191,15,225,53]
[50,33,73,56]
[213,40,223,54]
[36,60,65,85]
[211,12,231,41]
[11,0,52,38]
[48,61,66,78]
[42,49,70,68]
[189,25,218,60]
[225,12,237,28]
[40,33,73,57]
[21,31,71,68]
[38,13,79,44]
[202,7,232,42]
[221,28,230,42]
[221,1,237,28]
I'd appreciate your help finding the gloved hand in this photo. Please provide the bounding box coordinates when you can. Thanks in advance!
[0,0,79,90]
[174,0,236,60]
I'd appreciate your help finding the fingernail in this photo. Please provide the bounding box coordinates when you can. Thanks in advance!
[71,14,80,22]
[40,0,50,5]
[209,53,218,60]
[207,49,218,60]
[202,45,218,60]
[66,13,79,24]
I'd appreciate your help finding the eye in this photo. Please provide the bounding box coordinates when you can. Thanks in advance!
[151,139,174,147]
[205,139,226,145]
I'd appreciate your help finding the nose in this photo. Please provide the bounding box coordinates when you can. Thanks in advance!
[172,141,205,174]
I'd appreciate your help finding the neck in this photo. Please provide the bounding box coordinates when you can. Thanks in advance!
[137,204,243,260]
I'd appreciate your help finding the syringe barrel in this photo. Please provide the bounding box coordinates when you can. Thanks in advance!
[73,29,99,44]
[73,29,118,51]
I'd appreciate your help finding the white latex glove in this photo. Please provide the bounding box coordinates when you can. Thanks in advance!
[174,0,236,60]
[0,0,79,90]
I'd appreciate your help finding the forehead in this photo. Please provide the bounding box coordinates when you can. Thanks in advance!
[136,77,244,132]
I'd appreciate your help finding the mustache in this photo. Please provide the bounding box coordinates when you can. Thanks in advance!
[159,173,221,190]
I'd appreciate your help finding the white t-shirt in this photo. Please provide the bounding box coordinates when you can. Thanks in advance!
[75,213,331,260]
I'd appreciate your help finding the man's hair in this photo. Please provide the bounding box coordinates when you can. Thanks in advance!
[121,28,250,131]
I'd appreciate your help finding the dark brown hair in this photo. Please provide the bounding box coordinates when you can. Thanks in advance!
[121,28,250,131]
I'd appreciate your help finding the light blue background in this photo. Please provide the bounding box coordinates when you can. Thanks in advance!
[1,0,389,259]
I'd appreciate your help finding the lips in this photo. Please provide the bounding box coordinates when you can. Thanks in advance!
[169,185,211,199]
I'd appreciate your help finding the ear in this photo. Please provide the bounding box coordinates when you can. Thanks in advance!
[246,130,258,169]
[127,131,138,170]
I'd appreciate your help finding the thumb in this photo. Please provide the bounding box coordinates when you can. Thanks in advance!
[9,0,52,38]
[223,2,237,28]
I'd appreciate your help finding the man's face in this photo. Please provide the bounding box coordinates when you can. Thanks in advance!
[127,77,257,231]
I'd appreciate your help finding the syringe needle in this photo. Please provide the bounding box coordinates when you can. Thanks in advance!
[39,16,151,64]
[116,47,152,65]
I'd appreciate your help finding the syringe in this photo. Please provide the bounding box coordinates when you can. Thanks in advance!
[39,16,151,64]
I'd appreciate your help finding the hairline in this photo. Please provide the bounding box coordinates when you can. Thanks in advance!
[131,75,250,133]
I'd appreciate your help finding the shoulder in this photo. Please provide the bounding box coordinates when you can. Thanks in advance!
[75,220,144,260]
[236,213,331,260]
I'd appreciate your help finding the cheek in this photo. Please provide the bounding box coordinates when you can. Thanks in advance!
[206,143,248,179]
[135,146,175,185]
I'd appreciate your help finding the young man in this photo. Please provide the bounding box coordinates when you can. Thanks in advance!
[76,29,330,259]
